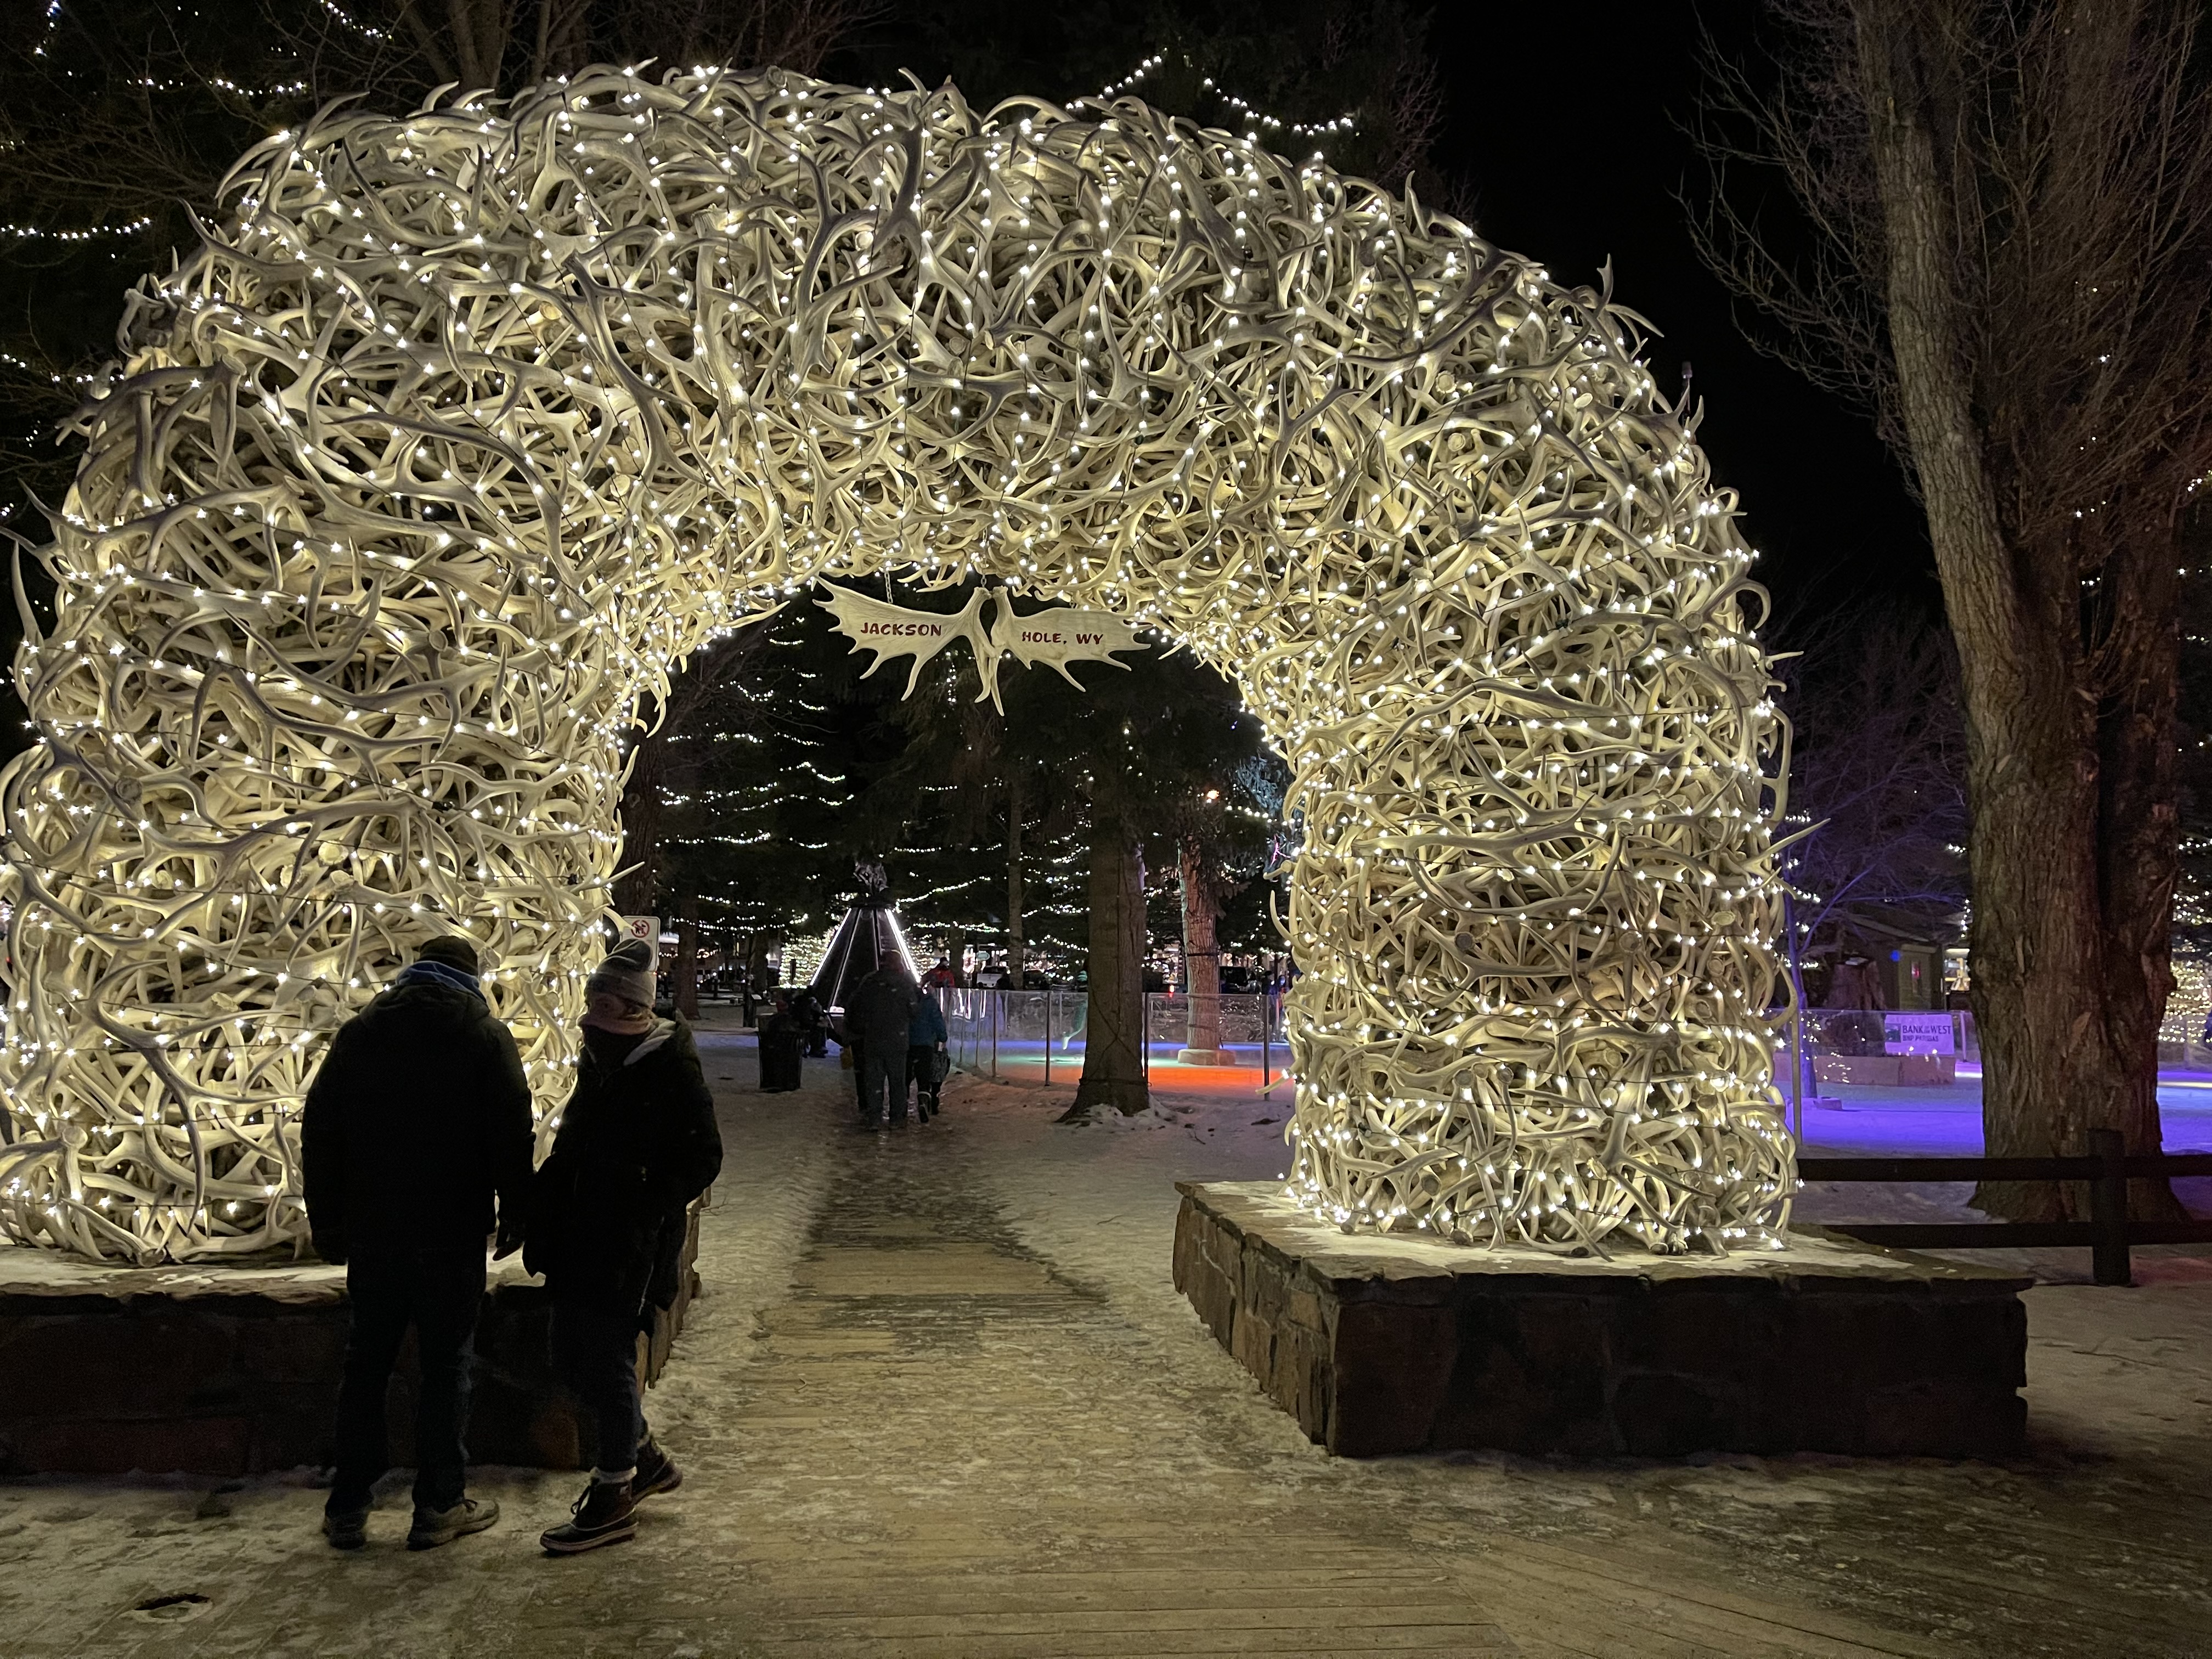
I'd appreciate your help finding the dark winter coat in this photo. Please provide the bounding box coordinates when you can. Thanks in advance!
[524,1018,722,1315]
[848,966,919,1055]
[301,977,534,1262]
[910,990,948,1047]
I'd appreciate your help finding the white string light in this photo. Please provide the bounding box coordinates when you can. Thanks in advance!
[1199,76,1355,139]
[1096,54,1168,100]
[1091,52,1357,140]
[119,76,312,98]
[1,215,154,242]
[0,64,1793,1264]
[315,0,386,41]
[0,348,97,385]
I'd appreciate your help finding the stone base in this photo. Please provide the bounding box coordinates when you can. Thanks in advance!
[0,1207,703,1477]
[1173,1182,2029,1458]
[1175,1048,1234,1066]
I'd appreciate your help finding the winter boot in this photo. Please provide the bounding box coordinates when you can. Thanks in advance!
[406,1495,500,1550]
[322,1503,370,1550]
[540,1477,637,1554]
[633,1438,684,1499]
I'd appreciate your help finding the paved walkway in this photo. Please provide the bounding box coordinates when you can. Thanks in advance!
[4,1045,2208,1657]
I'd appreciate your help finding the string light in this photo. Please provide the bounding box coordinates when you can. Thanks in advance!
[315,0,386,40]
[1,215,153,242]
[1199,76,1355,139]
[0,348,97,386]
[1091,52,1357,140]
[0,64,1792,1265]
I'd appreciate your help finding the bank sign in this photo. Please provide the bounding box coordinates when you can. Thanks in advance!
[818,582,1145,707]
[1883,1012,1956,1055]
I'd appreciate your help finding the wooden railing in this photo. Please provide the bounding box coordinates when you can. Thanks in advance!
[1798,1131,2212,1284]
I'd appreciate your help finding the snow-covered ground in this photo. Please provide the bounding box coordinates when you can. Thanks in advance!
[1,1030,2205,1657]
[937,1063,2212,1656]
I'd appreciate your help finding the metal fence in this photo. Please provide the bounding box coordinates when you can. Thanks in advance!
[943,988,1288,1085]
[940,993,2008,1102]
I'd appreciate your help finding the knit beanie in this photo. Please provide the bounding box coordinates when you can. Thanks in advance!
[416,936,481,977]
[588,939,656,1008]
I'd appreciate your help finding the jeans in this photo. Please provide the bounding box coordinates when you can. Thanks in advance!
[330,1246,487,1514]
[907,1045,940,1113]
[859,1047,905,1120]
[552,1298,645,1475]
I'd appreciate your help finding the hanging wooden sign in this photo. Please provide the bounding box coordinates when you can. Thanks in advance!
[817,584,1145,705]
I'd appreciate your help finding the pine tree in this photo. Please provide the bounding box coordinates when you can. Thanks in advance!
[651,595,919,978]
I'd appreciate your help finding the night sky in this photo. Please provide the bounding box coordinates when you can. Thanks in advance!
[1419,3,1936,637]
[834,1,1939,642]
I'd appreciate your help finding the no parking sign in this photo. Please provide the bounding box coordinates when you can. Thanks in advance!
[619,915,661,966]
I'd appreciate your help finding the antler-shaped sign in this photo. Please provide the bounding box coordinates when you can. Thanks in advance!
[817,585,1144,706]
[817,586,996,697]
[991,602,1146,685]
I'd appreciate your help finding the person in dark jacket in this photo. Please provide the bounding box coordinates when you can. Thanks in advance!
[908,986,949,1122]
[527,939,723,1554]
[834,1005,871,1120]
[302,935,533,1552]
[757,990,803,1092]
[791,985,827,1057]
[848,960,919,1125]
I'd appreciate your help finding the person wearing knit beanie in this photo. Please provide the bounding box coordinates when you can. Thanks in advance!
[531,932,720,1555]
[583,939,657,1035]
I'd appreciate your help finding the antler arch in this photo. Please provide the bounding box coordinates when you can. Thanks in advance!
[0,66,1793,1262]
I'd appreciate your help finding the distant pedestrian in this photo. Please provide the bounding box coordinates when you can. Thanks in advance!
[526,939,723,1555]
[909,984,949,1121]
[302,935,533,1553]
[848,958,920,1125]
[924,956,958,991]
[792,985,827,1056]
[758,990,803,1092]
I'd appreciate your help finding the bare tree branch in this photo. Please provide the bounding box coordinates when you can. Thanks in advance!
[1691,0,2212,1216]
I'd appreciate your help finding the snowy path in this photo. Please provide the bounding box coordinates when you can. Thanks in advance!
[0,1045,2205,1656]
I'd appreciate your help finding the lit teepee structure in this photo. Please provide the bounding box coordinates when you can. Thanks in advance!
[809,861,921,1013]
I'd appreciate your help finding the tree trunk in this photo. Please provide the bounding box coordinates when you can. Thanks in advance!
[529,0,590,82]
[614,726,670,918]
[740,929,757,1026]
[1069,817,1149,1118]
[1856,0,2177,1219]
[445,0,508,91]
[2089,516,2183,1220]
[1177,842,1228,1063]
[674,899,701,1021]
[1006,772,1026,990]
